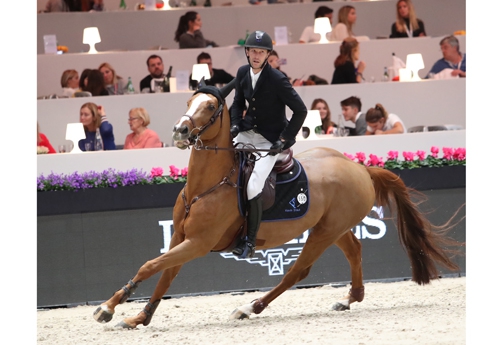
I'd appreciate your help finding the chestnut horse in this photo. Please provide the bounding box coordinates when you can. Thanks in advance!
[93,84,461,328]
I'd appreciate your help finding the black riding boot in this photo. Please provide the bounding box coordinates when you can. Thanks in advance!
[232,194,263,259]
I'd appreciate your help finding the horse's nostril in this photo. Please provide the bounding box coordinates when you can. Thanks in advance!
[180,125,189,135]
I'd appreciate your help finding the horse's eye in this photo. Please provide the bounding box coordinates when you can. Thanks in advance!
[208,104,216,111]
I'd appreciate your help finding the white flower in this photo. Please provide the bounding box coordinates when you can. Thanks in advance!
[37,146,49,154]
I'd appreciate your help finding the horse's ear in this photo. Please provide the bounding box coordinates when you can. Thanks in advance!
[219,78,236,99]
[197,77,207,90]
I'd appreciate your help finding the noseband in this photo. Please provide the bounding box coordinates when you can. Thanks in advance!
[183,98,224,148]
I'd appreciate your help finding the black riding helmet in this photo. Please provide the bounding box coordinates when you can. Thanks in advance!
[244,31,273,69]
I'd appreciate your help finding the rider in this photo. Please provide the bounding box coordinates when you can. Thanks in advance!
[230,30,308,259]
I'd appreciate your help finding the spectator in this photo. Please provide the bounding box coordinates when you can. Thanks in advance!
[37,122,56,154]
[174,11,218,49]
[99,62,126,95]
[390,0,426,38]
[331,5,356,42]
[340,96,366,136]
[60,69,80,97]
[331,37,365,84]
[78,102,116,151]
[82,69,109,96]
[299,6,334,44]
[124,108,162,149]
[90,0,105,11]
[189,52,234,90]
[426,36,466,79]
[365,103,406,135]
[267,50,289,79]
[78,68,92,91]
[43,0,81,12]
[311,98,335,135]
[140,55,170,93]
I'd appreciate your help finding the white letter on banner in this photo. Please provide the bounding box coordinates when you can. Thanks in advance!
[158,220,174,253]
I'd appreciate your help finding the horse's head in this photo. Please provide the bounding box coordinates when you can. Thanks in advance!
[172,81,235,150]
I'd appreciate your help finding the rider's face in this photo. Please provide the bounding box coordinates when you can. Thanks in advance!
[247,48,270,71]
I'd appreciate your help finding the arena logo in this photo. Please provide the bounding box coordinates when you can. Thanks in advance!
[158,206,386,276]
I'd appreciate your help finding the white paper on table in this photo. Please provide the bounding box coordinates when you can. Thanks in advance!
[274,26,289,46]
[175,70,190,91]
[43,35,58,54]
[433,68,459,80]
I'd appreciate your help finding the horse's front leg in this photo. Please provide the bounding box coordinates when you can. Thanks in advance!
[94,233,209,325]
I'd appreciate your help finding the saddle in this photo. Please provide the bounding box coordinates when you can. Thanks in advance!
[240,148,295,211]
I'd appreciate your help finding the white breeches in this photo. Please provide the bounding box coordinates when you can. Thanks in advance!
[235,130,279,200]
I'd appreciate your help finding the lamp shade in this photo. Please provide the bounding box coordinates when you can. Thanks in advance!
[301,110,322,139]
[191,64,211,82]
[65,123,86,153]
[405,53,425,81]
[83,27,101,54]
[314,17,332,44]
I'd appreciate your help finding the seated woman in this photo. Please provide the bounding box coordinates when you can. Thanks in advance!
[365,103,406,135]
[78,102,116,151]
[331,5,356,42]
[99,62,126,95]
[37,122,56,154]
[390,0,426,38]
[267,50,289,79]
[82,69,109,96]
[174,11,218,49]
[60,69,80,97]
[331,37,365,84]
[311,98,335,135]
[124,107,162,149]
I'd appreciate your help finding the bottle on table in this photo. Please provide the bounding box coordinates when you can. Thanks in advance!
[119,0,127,10]
[125,77,135,94]
[383,67,389,82]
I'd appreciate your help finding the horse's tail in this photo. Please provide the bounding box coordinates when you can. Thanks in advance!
[366,166,464,285]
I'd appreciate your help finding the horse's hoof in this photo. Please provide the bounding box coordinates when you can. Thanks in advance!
[229,308,250,320]
[115,320,135,329]
[93,305,114,323]
[332,301,350,311]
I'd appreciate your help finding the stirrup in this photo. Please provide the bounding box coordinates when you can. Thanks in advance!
[119,279,142,304]
[232,240,255,259]
[142,299,161,326]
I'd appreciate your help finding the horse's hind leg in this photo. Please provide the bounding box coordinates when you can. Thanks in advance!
[331,230,364,311]
[230,230,337,319]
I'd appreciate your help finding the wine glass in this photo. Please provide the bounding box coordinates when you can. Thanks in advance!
[58,144,67,153]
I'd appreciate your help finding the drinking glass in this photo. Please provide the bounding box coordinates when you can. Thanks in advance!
[85,141,93,151]
[58,144,66,153]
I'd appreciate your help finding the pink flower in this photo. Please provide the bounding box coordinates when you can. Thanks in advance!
[181,167,189,177]
[402,151,415,161]
[387,150,399,160]
[368,154,384,167]
[453,148,466,161]
[430,146,440,158]
[169,165,180,179]
[355,152,366,165]
[416,150,426,160]
[151,167,163,177]
[343,153,356,161]
[442,147,453,160]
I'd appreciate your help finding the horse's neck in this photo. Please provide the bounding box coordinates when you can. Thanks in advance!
[186,132,237,194]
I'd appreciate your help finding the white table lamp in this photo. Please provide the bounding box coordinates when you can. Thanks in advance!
[83,27,101,54]
[300,110,322,139]
[405,53,425,81]
[66,123,86,153]
[314,17,332,44]
[191,64,211,82]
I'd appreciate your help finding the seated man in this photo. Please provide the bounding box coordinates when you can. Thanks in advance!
[426,35,466,79]
[189,52,235,90]
[340,96,367,136]
[140,55,171,93]
[299,6,334,43]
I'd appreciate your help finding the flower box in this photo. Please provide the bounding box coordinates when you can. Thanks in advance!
[37,183,185,217]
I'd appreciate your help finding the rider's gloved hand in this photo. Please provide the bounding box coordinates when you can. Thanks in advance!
[269,140,284,156]
[230,125,240,139]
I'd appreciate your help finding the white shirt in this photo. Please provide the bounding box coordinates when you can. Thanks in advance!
[366,113,406,133]
[250,69,262,89]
